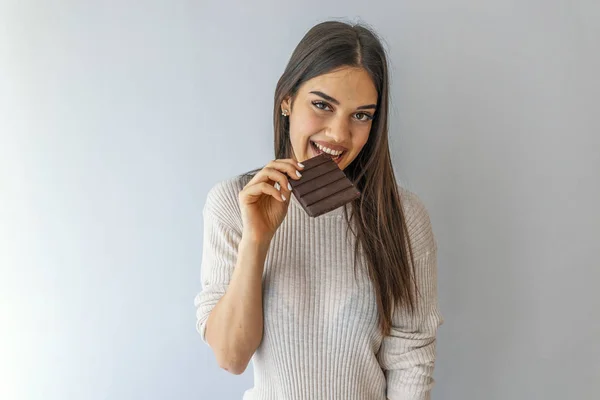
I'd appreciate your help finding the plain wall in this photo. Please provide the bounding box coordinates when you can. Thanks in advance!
[1,1,599,399]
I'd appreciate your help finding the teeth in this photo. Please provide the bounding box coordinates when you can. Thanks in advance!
[313,142,343,156]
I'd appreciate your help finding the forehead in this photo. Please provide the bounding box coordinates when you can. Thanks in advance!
[299,67,378,105]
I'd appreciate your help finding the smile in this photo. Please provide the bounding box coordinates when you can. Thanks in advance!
[310,141,346,163]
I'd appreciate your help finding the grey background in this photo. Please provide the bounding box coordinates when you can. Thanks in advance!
[1,1,599,399]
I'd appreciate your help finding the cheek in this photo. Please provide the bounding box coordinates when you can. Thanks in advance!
[352,128,371,150]
[290,113,323,141]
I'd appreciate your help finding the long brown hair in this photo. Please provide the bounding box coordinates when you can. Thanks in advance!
[246,20,417,336]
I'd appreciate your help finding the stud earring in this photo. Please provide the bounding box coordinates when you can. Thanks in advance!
[282,109,289,116]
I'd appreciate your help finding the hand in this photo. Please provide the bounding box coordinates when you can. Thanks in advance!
[238,159,304,243]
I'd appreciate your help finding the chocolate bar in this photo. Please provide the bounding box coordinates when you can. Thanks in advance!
[289,153,361,217]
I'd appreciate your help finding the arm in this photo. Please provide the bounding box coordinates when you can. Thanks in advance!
[378,190,443,399]
[378,249,442,400]
[194,207,270,375]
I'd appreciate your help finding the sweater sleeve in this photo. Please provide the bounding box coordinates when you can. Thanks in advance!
[193,182,243,344]
[377,191,443,400]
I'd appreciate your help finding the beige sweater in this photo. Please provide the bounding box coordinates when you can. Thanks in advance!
[195,174,443,400]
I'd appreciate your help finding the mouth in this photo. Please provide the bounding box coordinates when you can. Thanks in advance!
[310,141,346,164]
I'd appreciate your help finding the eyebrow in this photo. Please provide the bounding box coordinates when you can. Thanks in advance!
[309,90,377,110]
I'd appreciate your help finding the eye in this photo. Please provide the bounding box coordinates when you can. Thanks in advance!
[354,112,374,122]
[312,101,332,111]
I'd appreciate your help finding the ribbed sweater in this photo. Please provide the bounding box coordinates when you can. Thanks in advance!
[195,174,443,400]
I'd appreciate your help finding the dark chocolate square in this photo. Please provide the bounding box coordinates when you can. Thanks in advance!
[289,153,361,217]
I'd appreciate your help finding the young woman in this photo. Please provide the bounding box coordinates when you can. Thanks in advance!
[195,20,443,400]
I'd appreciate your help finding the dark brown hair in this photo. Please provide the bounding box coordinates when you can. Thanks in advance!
[245,20,417,335]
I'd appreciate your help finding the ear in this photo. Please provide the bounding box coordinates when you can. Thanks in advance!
[281,96,292,113]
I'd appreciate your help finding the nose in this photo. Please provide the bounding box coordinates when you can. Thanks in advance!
[325,116,351,144]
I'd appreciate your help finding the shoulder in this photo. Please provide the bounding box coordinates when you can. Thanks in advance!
[203,173,253,232]
[397,184,438,259]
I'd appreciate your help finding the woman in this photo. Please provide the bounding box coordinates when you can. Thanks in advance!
[195,20,443,400]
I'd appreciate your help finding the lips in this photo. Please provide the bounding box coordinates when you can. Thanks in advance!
[310,141,345,165]
[311,139,347,153]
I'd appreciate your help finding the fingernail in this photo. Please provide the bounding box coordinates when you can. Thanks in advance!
[296,170,302,177]
[287,182,292,191]
[274,182,281,191]
[281,194,286,201]
[297,162,305,168]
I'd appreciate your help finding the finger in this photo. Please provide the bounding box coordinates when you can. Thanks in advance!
[270,158,305,170]
[264,159,304,181]
[248,167,292,192]
[242,181,286,203]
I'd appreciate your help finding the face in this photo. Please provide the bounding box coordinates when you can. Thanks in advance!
[281,66,378,170]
